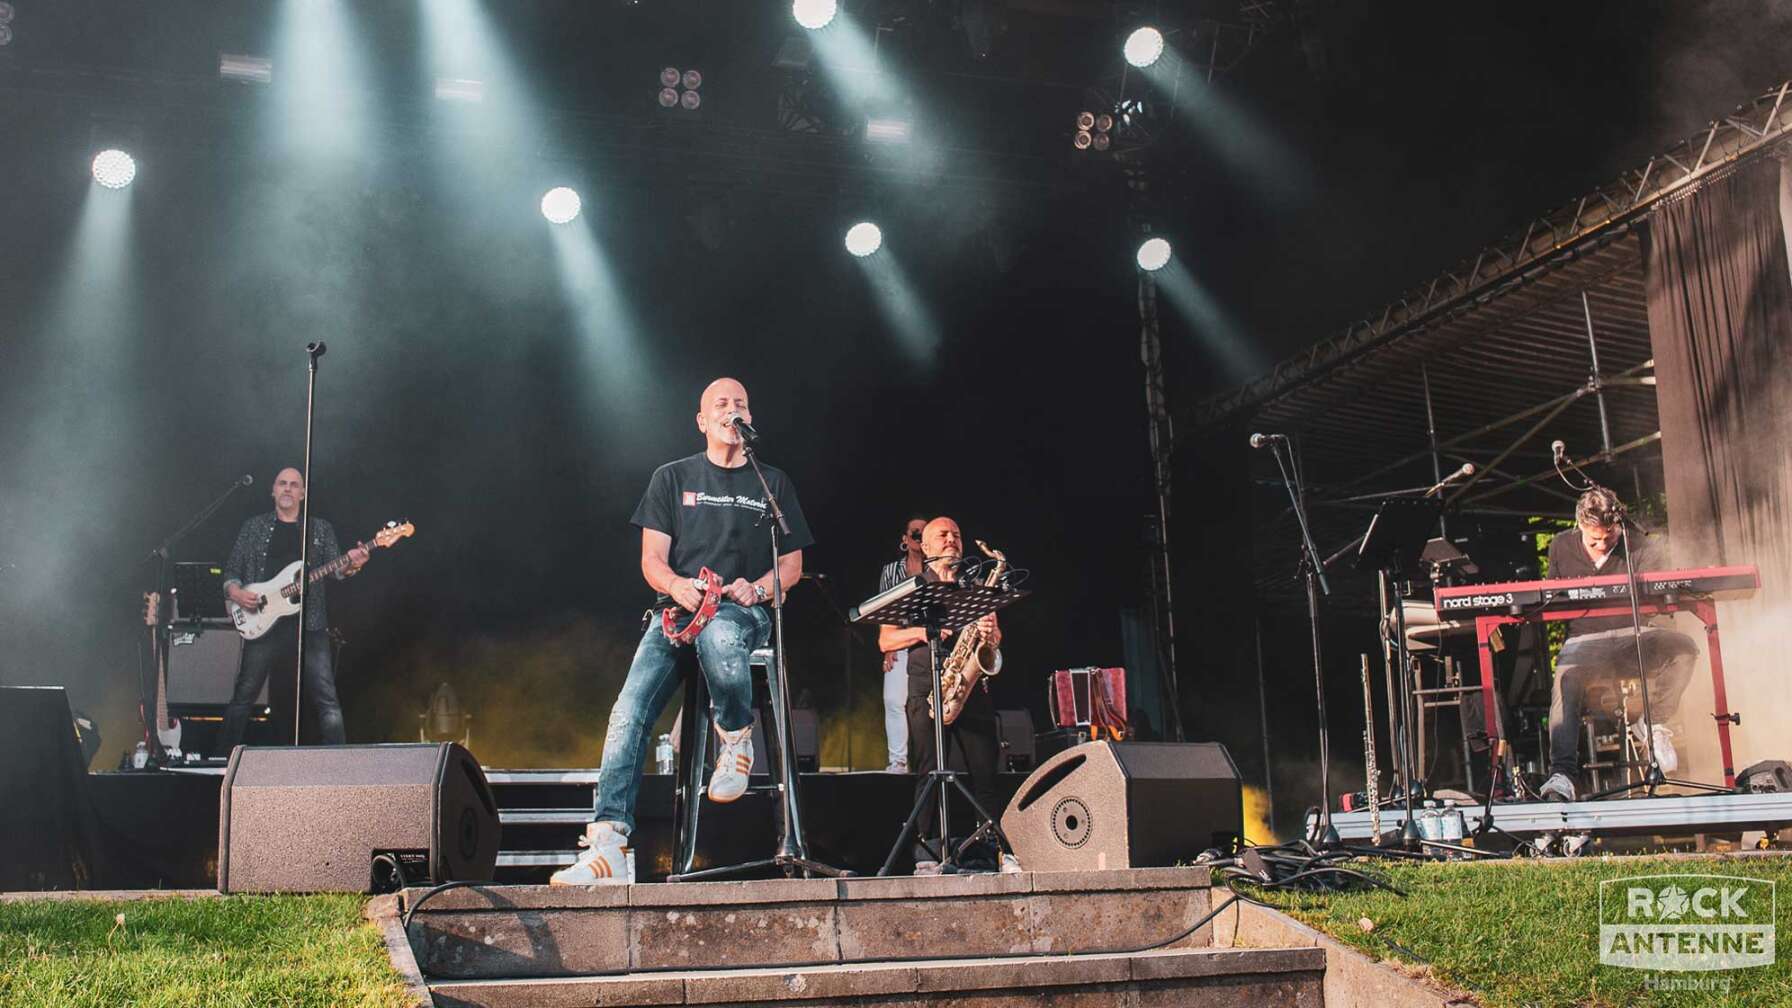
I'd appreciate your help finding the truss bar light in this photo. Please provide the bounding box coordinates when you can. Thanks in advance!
[219,54,273,84]
[541,186,582,224]
[91,149,136,189]
[865,116,912,144]
[844,221,883,257]
[434,77,484,102]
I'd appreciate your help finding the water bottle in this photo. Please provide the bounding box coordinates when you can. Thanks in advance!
[131,741,149,770]
[655,734,674,775]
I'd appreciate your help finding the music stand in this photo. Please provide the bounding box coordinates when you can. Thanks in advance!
[1354,497,1440,848]
[850,576,1028,875]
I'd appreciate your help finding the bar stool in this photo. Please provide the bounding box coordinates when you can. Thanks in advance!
[671,647,797,877]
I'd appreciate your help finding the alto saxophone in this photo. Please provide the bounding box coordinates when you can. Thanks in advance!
[932,540,1008,725]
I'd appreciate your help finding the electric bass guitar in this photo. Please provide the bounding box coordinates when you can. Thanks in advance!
[225,521,415,640]
[143,590,182,758]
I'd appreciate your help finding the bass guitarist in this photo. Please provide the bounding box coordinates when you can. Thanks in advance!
[219,467,366,750]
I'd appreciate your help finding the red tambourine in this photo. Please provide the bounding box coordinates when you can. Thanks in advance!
[661,567,722,646]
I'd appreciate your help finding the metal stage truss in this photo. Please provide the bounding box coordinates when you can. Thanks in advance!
[1194,81,1792,430]
[1313,791,1792,844]
[1198,82,1792,606]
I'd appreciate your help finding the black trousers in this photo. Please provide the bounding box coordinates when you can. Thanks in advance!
[221,621,344,750]
[905,693,1002,863]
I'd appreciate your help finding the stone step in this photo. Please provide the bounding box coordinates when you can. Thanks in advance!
[404,867,1216,981]
[427,946,1326,1008]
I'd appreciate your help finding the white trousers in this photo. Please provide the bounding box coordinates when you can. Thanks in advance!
[884,650,909,767]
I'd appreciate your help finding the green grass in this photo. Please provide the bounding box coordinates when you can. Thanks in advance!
[1262,855,1792,1007]
[0,894,413,1008]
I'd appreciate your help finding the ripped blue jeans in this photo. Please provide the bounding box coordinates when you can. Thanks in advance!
[592,602,770,834]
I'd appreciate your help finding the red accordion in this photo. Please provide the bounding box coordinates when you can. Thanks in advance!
[1048,667,1128,740]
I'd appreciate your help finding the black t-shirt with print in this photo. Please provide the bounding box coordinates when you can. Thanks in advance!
[631,452,815,606]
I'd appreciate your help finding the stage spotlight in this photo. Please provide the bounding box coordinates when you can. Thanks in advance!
[660,66,681,88]
[1094,113,1114,133]
[540,186,582,225]
[865,116,912,144]
[1124,26,1165,68]
[680,88,701,110]
[792,0,837,30]
[1136,236,1172,272]
[1076,111,1095,131]
[682,69,702,91]
[434,77,483,102]
[1073,130,1093,150]
[91,149,136,189]
[0,23,13,47]
[844,221,883,257]
[658,87,679,108]
[1092,132,1111,151]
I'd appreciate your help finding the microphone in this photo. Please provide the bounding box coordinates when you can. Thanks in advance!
[1425,462,1476,497]
[238,474,255,487]
[305,341,327,358]
[1249,432,1287,449]
[724,413,760,444]
[1551,440,1566,464]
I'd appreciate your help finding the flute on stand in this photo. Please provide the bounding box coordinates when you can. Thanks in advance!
[1362,655,1381,845]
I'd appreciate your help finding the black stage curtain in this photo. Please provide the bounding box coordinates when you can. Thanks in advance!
[1645,154,1792,598]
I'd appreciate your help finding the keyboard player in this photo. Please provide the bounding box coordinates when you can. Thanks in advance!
[1539,487,1700,801]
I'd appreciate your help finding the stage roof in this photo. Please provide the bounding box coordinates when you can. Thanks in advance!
[1206,82,1792,604]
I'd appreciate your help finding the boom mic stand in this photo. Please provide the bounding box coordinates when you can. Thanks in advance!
[1263,436,1338,848]
[140,474,253,759]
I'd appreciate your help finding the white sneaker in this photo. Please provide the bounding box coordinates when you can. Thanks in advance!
[1632,722,1678,773]
[708,724,753,803]
[912,860,943,876]
[549,822,632,886]
[999,853,1024,874]
[885,759,909,774]
[1539,773,1577,802]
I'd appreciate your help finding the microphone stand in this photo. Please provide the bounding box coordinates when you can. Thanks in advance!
[1266,438,1338,847]
[672,430,847,881]
[293,341,325,746]
[140,475,252,759]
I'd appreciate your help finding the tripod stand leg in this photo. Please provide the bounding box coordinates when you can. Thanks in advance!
[879,773,949,876]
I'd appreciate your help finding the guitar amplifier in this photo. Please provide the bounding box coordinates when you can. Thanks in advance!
[166,620,260,705]
[170,562,229,621]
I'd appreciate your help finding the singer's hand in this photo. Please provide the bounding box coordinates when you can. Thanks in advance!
[724,578,757,606]
[668,578,705,613]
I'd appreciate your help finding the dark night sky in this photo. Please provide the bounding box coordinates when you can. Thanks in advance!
[0,0,1785,778]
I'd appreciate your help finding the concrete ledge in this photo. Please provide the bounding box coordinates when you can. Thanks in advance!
[406,870,1220,980]
[427,947,1325,1008]
[1213,899,1477,1008]
[365,893,452,1007]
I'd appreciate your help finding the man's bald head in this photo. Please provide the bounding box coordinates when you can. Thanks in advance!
[922,517,963,566]
[696,377,752,450]
[271,467,305,516]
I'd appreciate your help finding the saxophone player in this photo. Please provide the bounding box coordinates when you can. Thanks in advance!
[877,516,1005,874]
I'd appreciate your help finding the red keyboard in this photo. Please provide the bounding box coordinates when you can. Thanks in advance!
[1433,565,1760,617]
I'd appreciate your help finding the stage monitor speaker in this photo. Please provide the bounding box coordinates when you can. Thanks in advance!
[0,686,103,890]
[166,621,260,705]
[218,742,499,893]
[1001,741,1241,872]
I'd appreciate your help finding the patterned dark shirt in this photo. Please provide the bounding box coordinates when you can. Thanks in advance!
[221,511,346,631]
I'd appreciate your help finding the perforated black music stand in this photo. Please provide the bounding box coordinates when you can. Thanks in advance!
[851,577,1027,875]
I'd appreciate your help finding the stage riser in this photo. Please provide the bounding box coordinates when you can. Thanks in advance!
[404,869,1215,981]
[427,951,1327,1008]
